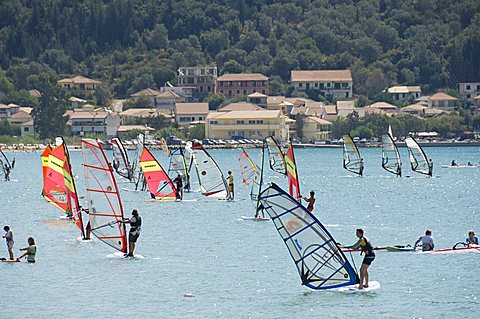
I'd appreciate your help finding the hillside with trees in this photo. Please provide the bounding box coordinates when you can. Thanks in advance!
[0,0,479,140]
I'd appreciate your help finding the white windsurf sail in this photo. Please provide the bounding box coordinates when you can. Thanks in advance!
[0,149,11,178]
[131,133,146,191]
[258,183,359,290]
[168,147,190,191]
[405,137,431,176]
[111,138,133,180]
[82,139,127,253]
[250,146,265,217]
[382,133,401,176]
[187,142,228,199]
[342,134,363,176]
[238,148,258,185]
[265,136,286,175]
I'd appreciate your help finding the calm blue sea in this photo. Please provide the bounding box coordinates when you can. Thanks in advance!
[0,145,479,319]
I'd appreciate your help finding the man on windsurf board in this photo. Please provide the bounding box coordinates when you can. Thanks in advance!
[414,230,434,251]
[120,210,141,257]
[338,228,375,289]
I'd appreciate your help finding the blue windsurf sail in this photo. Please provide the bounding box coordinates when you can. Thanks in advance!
[258,183,359,290]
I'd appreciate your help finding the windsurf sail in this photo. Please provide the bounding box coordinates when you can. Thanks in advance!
[250,146,265,217]
[111,138,133,180]
[258,183,359,290]
[140,146,177,200]
[160,137,169,156]
[238,148,258,185]
[82,139,127,253]
[0,149,11,178]
[342,134,363,176]
[265,136,286,175]
[41,145,53,181]
[382,133,402,176]
[285,140,301,200]
[60,137,85,237]
[168,147,190,192]
[187,142,228,199]
[131,133,146,191]
[405,136,431,176]
[42,143,69,214]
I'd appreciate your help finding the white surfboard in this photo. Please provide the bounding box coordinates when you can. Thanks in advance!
[337,281,381,293]
[240,215,270,221]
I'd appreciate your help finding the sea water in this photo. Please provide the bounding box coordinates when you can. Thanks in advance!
[0,146,479,318]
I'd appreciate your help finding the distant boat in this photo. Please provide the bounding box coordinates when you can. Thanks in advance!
[258,183,361,290]
[343,134,363,176]
[82,139,127,253]
[405,136,432,176]
[382,132,402,177]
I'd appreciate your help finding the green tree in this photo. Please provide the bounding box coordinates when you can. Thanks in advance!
[122,96,154,110]
[205,92,225,110]
[32,75,69,139]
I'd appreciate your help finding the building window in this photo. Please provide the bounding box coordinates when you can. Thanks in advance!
[467,94,471,99]
[237,90,240,94]
[299,83,303,88]
[262,90,265,94]
[477,85,480,91]
[314,83,318,88]
[334,83,341,89]
[228,90,232,96]
[269,131,275,136]
[24,127,29,132]
[327,83,331,88]
[237,120,244,124]
[252,81,257,87]
[262,81,266,86]
[466,85,471,90]
[208,86,211,92]
[228,81,232,87]
[210,120,218,125]
[219,82,224,88]
[249,120,255,124]
[320,83,325,89]
[345,92,349,98]
[342,83,348,88]
[243,90,247,95]
[256,120,264,124]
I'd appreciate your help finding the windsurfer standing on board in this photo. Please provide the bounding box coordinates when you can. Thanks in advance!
[173,173,183,200]
[227,171,234,201]
[3,226,14,260]
[120,209,141,257]
[414,229,434,251]
[359,158,364,176]
[338,228,375,289]
[301,191,315,212]
[4,164,11,181]
[428,159,433,176]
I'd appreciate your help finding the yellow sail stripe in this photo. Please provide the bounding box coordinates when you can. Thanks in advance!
[63,170,75,193]
[140,160,162,173]
[285,156,297,179]
[48,155,65,175]
[42,155,49,167]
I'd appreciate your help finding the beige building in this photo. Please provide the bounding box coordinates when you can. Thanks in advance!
[291,70,353,99]
[302,117,332,142]
[219,102,265,112]
[428,92,458,109]
[177,66,217,100]
[387,86,422,101]
[216,73,269,98]
[65,108,120,137]
[365,102,399,114]
[58,75,101,99]
[205,110,289,141]
[459,82,480,101]
[174,102,209,125]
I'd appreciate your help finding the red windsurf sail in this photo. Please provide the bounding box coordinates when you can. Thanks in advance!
[285,141,301,200]
[139,147,177,200]
[43,144,69,214]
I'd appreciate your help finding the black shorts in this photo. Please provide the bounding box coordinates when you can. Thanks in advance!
[362,254,375,265]
[129,231,140,243]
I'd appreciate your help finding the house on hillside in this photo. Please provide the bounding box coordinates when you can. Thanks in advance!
[58,76,101,99]
[247,92,268,106]
[215,73,269,98]
[130,88,162,106]
[387,86,422,101]
[174,102,209,125]
[8,107,34,136]
[177,66,218,100]
[400,104,428,116]
[365,102,398,114]
[65,108,120,137]
[0,103,20,120]
[155,90,185,111]
[205,110,288,141]
[290,70,353,99]
[459,82,480,101]
[428,92,458,109]
[337,100,355,118]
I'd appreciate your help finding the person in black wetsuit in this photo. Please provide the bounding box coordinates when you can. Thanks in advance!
[173,173,183,200]
[338,228,375,289]
[120,209,141,257]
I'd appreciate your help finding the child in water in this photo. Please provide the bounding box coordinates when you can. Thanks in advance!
[18,237,36,263]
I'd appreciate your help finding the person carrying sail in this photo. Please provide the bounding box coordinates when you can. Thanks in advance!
[227,171,234,201]
[120,209,141,257]
[173,173,183,200]
[18,237,36,263]
[466,230,479,246]
[414,229,434,251]
[301,191,315,212]
[338,228,375,289]
[3,226,14,260]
